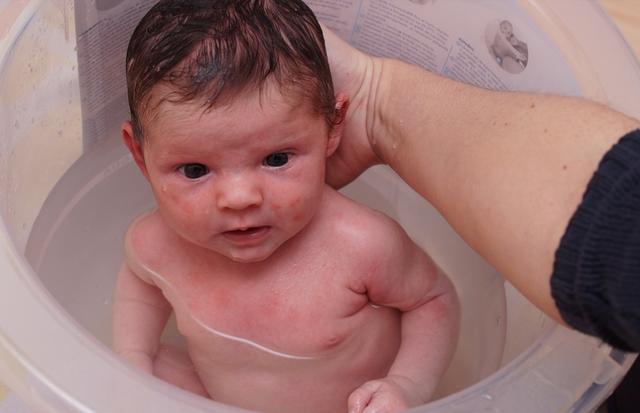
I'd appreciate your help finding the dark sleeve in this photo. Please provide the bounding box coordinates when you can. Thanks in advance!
[551,129,640,352]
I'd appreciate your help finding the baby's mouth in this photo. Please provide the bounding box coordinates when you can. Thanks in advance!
[225,226,268,235]
[222,226,271,244]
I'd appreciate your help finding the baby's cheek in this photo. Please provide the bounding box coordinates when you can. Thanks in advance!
[164,191,203,216]
[288,198,307,223]
[271,196,315,224]
[288,197,302,208]
[270,198,297,217]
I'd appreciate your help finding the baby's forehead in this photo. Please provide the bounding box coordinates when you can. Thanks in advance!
[141,82,318,131]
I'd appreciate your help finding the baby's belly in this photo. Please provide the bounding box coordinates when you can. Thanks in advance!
[181,306,401,413]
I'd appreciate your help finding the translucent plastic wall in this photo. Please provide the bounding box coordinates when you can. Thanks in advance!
[0,1,638,412]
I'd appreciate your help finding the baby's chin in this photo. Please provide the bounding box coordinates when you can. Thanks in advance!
[217,229,304,263]
[221,244,281,264]
[226,251,273,263]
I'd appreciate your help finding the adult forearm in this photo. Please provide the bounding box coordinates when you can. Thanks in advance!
[370,58,640,321]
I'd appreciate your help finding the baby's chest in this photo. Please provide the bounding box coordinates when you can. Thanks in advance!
[159,265,370,358]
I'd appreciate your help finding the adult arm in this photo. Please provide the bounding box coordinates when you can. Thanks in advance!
[323,28,640,337]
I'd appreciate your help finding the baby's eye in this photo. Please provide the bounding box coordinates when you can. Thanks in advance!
[179,163,209,179]
[263,152,290,167]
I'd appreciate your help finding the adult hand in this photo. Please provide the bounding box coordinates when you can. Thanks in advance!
[322,25,382,188]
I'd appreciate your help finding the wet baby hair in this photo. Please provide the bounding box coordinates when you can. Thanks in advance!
[125,0,337,141]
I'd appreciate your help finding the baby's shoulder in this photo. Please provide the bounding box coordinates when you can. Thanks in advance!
[321,187,409,256]
[123,209,176,275]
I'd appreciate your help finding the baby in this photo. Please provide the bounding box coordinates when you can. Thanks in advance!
[112,1,459,413]
[491,20,527,73]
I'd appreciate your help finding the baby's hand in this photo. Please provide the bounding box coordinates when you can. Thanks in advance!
[347,375,426,413]
[117,349,154,373]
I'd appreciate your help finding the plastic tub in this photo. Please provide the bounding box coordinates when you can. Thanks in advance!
[0,0,637,412]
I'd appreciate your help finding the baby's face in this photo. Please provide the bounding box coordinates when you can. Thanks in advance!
[139,86,332,263]
[500,22,513,37]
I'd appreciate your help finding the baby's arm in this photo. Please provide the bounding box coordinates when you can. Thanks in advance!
[112,261,172,373]
[348,220,460,413]
[113,260,209,396]
[113,216,208,396]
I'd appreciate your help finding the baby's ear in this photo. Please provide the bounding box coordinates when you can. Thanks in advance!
[326,93,349,157]
[122,121,150,180]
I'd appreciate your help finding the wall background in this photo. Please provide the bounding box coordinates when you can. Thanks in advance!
[601,0,640,58]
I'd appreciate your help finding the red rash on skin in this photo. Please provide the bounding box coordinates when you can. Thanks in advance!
[289,198,302,207]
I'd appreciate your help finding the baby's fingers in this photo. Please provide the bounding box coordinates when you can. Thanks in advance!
[347,381,379,413]
[362,392,407,413]
[348,380,410,413]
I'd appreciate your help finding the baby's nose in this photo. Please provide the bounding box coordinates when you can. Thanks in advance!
[216,173,263,211]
